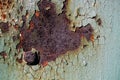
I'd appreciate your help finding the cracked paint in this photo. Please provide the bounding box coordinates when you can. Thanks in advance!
[17,0,94,66]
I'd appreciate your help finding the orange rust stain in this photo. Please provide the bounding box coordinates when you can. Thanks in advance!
[35,10,40,17]
[1,13,6,20]
[42,61,48,67]
[90,34,94,42]
[29,21,35,31]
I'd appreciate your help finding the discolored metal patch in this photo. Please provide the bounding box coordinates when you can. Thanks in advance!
[17,0,94,66]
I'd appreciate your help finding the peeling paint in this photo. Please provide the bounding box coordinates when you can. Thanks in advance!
[17,0,94,66]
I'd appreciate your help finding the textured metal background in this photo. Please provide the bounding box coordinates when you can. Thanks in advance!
[0,0,120,80]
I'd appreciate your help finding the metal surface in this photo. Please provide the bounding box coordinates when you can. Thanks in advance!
[0,0,120,80]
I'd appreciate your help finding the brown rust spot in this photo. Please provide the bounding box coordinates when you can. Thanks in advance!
[1,13,6,20]
[0,51,7,61]
[90,34,94,42]
[16,54,23,63]
[42,61,48,67]
[18,0,94,65]
[75,24,94,41]
[0,0,14,10]
[35,10,40,17]
[28,21,34,31]
[16,57,22,63]
[0,22,9,33]
[96,18,102,26]
[92,15,102,26]
[13,24,19,30]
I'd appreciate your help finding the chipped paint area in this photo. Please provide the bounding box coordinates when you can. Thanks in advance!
[17,0,94,66]
[0,0,101,80]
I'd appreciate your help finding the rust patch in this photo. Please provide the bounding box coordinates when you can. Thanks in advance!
[0,22,9,33]
[96,18,102,26]
[0,0,14,10]
[75,24,94,41]
[1,13,6,20]
[18,0,94,65]
[0,0,14,21]
[0,51,7,61]
[16,56,23,63]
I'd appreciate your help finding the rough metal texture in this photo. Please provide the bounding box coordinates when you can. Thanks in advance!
[19,0,94,65]
[0,0,120,80]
